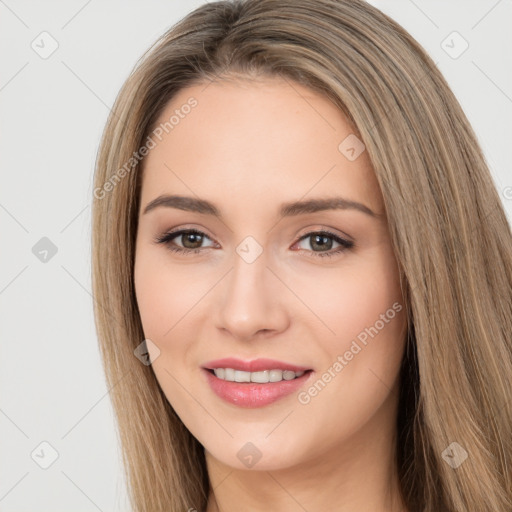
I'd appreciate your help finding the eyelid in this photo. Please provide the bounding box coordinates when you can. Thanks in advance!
[156,224,352,243]
[154,226,217,248]
[291,229,353,257]
[154,225,354,257]
[155,224,216,241]
[294,225,353,244]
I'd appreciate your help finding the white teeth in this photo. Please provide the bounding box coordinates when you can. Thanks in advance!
[224,368,235,381]
[251,370,270,383]
[234,370,251,382]
[269,369,283,382]
[212,368,306,383]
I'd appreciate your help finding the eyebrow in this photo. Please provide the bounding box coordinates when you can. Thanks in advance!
[142,194,383,219]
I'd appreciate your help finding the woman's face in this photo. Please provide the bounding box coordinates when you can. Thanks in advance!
[134,77,407,471]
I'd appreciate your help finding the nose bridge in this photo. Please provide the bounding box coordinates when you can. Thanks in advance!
[226,238,272,312]
[215,236,288,339]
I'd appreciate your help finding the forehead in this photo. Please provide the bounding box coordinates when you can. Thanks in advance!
[140,77,382,217]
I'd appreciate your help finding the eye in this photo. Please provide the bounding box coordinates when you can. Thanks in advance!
[154,228,354,258]
[154,229,216,255]
[293,230,354,258]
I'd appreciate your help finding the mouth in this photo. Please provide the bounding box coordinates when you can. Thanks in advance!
[201,358,314,408]
[205,367,312,383]
[202,357,312,374]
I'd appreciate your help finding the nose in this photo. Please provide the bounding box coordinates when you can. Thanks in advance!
[215,248,290,342]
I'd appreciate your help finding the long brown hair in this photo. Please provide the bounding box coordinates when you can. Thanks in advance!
[91,1,512,510]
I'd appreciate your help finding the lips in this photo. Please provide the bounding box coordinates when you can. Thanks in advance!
[202,368,313,408]
[202,357,311,373]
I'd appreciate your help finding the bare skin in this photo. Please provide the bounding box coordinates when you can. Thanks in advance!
[134,76,409,512]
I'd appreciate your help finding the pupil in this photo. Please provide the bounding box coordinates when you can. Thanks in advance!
[184,232,202,248]
[312,234,332,251]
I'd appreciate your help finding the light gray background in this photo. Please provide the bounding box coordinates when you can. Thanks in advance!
[1,1,511,510]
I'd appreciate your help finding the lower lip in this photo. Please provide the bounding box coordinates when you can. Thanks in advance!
[202,368,313,408]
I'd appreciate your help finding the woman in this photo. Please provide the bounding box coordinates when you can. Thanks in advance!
[91,1,512,511]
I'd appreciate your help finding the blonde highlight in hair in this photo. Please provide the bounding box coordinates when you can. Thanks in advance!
[91,1,512,510]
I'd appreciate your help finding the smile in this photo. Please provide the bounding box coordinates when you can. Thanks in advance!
[201,368,314,408]
[211,368,306,383]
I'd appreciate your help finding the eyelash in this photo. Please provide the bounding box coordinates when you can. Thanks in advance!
[154,228,354,259]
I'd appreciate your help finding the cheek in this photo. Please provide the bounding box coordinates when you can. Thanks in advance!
[133,246,222,409]
[297,249,404,349]
[134,246,214,339]
[295,247,406,414]
[133,250,208,413]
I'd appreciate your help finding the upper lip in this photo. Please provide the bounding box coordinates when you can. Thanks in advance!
[202,357,312,373]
